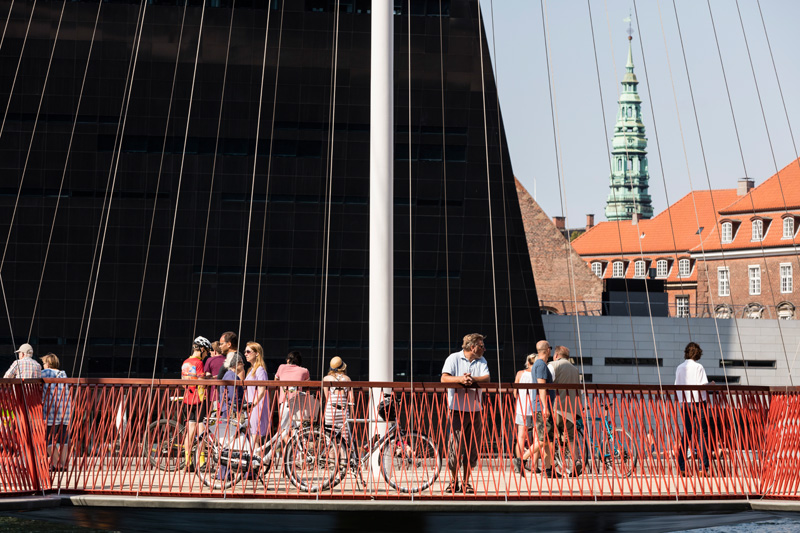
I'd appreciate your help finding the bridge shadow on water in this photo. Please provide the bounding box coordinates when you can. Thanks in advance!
[2,508,799,533]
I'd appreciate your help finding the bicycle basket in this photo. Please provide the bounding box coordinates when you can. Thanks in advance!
[377,395,396,422]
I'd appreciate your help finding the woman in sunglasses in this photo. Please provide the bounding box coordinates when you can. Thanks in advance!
[244,342,271,443]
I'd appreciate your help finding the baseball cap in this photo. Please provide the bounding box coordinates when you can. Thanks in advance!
[15,343,33,356]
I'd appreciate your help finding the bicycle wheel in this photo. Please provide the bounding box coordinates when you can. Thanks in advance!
[147,419,184,472]
[380,433,441,493]
[284,426,340,493]
[599,428,637,477]
[553,429,584,478]
[194,437,240,489]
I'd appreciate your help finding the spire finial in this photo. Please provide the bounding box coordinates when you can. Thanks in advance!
[625,10,633,41]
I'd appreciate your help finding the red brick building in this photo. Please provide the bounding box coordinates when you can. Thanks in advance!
[572,157,800,319]
[694,160,800,320]
[571,188,739,317]
[515,179,603,314]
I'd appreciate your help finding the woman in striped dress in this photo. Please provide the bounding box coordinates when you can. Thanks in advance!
[323,357,353,449]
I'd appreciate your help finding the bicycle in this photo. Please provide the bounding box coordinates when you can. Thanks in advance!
[147,396,217,472]
[192,410,300,489]
[284,395,441,494]
[579,406,637,477]
[524,407,637,478]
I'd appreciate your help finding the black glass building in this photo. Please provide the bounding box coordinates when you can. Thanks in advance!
[0,0,544,380]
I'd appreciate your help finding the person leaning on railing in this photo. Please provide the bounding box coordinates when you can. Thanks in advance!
[4,343,41,379]
[323,356,353,444]
[275,351,310,443]
[674,341,712,476]
[41,353,71,471]
[440,333,490,495]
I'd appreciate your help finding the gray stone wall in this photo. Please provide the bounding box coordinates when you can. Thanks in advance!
[541,315,800,386]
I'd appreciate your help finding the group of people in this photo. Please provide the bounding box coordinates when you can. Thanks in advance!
[4,331,713,484]
[440,334,713,493]
[439,334,583,494]
[178,331,352,471]
[4,343,72,471]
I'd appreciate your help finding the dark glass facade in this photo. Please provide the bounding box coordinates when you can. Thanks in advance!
[0,0,544,380]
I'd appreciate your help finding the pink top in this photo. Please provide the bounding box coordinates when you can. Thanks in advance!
[275,364,310,403]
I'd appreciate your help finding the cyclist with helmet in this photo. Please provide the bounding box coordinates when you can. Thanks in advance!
[181,336,211,471]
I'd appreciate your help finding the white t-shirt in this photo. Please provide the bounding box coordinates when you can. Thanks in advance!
[515,371,534,419]
[441,350,490,412]
[674,358,708,403]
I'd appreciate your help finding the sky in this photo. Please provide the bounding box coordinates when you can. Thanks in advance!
[481,0,800,227]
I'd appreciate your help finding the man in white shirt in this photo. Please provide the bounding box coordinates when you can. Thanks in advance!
[441,333,490,494]
[674,342,711,475]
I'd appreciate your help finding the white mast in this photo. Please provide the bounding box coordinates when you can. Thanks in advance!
[369,1,393,383]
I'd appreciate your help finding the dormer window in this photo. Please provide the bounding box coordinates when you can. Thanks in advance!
[752,219,763,241]
[783,217,795,239]
[678,259,691,278]
[612,261,624,278]
[656,259,669,278]
[721,222,733,244]
[591,262,604,278]
[634,260,646,278]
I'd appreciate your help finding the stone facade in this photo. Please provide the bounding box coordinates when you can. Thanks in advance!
[516,179,603,315]
[542,314,800,386]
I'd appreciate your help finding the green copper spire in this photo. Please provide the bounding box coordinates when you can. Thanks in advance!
[605,29,653,222]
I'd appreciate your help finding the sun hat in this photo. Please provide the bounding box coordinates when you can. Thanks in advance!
[329,356,347,372]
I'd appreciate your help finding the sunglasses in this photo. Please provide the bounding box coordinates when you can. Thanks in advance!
[245,349,254,354]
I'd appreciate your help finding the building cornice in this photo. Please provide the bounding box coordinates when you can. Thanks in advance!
[690,246,800,260]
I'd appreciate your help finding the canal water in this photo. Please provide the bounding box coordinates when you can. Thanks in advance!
[2,508,800,532]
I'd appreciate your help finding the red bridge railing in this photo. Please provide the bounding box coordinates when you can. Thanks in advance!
[1,378,796,500]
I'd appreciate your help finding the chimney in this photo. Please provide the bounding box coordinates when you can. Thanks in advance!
[553,216,565,230]
[738,177,754,196]
[632,213,640,225]
[586,214,595,231]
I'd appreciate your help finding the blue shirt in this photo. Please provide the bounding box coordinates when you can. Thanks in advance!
[218,370,244,417]
[441,350,490,412]
[41,368,71,426]
[532,358,555,412]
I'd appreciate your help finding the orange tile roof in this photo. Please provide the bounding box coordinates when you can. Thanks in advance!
[719,157,800,214]
[572,189,739,256]
[690,213,800,253]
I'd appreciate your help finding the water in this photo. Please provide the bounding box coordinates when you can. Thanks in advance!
[2,508,800,532]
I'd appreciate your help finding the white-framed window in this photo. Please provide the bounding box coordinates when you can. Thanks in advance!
[752,219,764,241]
[784,217,795,239]
[676,296,690,318]
[656,259,669,278]
[781,263,793,294]
[721,222,733,244]
[634,260,646,278]
[612,261,624,278]
[591,262,603,278]
[749,265,761,295]
[617,159,622,172]
[678,259,691,277]
[718,267,730,297]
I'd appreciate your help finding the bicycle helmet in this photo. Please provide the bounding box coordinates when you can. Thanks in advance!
[193,336,212,352]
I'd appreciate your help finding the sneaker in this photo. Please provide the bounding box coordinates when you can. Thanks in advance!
[512,457,522,474]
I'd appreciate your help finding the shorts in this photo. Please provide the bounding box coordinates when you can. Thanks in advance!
[535,412,554,443]
[555,415,575,441]
[46,424,70,445]
[185,402,207,423]
[515,410,534,427]
[448,410,482,472]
